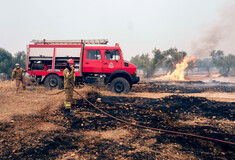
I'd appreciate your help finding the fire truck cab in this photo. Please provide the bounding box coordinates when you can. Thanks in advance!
[26,39,139,93]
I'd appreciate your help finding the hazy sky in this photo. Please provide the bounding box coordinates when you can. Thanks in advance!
[0,0,234,60]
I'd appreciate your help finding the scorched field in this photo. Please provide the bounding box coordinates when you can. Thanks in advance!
[0,78,234,160]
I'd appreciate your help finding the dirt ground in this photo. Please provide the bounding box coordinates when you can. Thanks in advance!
[0,79,234,159]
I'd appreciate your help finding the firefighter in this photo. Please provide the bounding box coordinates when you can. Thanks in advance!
[11,63,26,91]
[63,59,75,116]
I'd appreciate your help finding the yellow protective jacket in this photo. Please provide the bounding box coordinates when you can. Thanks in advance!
[63,68,75,89]
[11,68,26,80]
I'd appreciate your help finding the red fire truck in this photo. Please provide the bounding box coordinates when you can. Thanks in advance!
[26,39,139,93]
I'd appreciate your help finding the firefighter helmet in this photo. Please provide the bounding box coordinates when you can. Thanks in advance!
[15,63,20,66]
[67,59,74,64]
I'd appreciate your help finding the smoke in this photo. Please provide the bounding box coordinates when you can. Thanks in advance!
[191,2,235,58]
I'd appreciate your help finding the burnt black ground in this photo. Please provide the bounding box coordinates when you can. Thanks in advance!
[132,81,235,93]
[0,93,234,159]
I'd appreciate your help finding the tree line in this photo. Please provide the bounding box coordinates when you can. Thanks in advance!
[0,48,26,78]
[1,46,235,79]
[130,48,235,78]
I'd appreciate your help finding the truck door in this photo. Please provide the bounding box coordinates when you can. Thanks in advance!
[102,50,122,73]
[83,49,103,73]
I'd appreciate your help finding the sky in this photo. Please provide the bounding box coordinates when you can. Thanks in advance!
[0,0,234,60]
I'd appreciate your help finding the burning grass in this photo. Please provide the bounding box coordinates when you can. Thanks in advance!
[155,57,196,81]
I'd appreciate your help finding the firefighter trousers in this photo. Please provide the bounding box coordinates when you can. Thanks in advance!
[16,78,26,91]
[64,88,73,109]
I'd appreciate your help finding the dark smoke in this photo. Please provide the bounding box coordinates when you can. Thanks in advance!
[191,2,235,58]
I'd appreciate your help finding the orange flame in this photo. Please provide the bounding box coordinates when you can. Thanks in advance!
[210,74,221,78]
[156,57,196,81]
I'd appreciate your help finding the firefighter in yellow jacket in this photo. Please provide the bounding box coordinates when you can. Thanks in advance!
[11,63,26,91]
[63,59,75,116]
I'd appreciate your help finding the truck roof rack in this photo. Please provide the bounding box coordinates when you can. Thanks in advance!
[30,39,108,45]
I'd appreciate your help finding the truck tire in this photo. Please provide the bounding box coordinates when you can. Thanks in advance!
[110,77,130,94]
[44,74,63,89]
[130,83,133,90]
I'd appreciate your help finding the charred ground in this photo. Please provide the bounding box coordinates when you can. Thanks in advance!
[0,90,234,159]
[133,81,235,93]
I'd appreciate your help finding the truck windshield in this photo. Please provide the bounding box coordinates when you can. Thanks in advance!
[105,50,120,60]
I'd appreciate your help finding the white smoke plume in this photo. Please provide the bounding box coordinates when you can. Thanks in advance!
[191,2,235,58]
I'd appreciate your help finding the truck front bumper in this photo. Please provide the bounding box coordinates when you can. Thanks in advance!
[132,75,140,84]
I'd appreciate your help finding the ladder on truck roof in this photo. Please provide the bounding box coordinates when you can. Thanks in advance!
[30,39,108,45]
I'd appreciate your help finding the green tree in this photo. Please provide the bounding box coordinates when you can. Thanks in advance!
[130,49,165,78]
[186,60,196,74]
[130,53,151,77]
[152,48,165,69]
[196,58,213,76]
[210,50,235,76]
[210,50,224,67]
[139,53,152,77]
[145,48,165,78]
[220,54,235,76]
[130,47,188,78]
[130,54,144,70]
[195,59,202,71]
[0,48,26,78]
[12,51,26,68]
[163,48,187,73]
[0,48,13,77]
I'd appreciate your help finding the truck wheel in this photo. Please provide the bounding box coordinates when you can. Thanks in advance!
[44,74,63,89]
[110,77,130,94]
[130,84,133,90]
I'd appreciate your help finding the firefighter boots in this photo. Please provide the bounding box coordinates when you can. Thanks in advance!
[64,109,74,117]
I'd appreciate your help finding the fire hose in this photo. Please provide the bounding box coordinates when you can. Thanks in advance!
[46,89,235,145]
[46,90,65,95]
